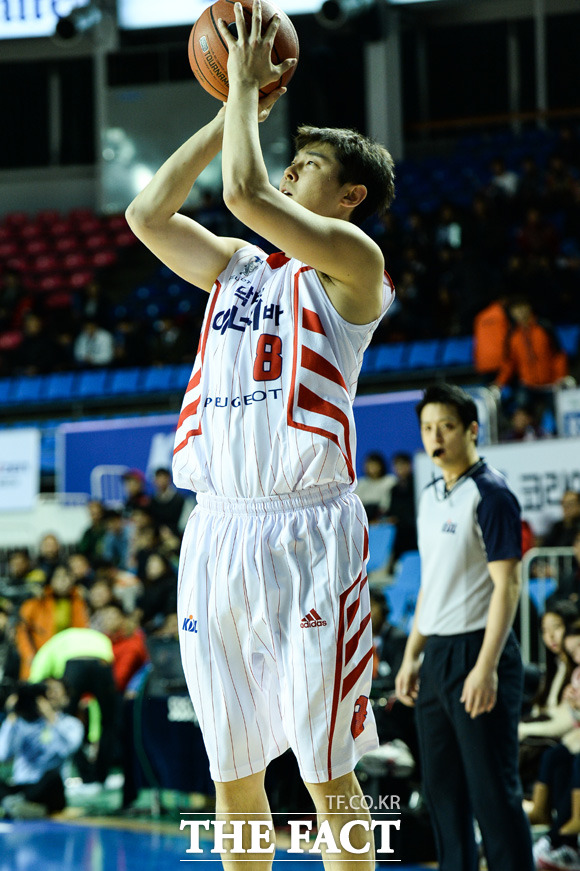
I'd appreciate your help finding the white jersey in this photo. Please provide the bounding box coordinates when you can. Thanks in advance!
[173,245,395,498]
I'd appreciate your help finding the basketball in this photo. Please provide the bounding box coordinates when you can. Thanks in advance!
[188,0,299,101]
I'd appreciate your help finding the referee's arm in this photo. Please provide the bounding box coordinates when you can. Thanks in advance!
[395,588,428,707]
[460,558,521,719]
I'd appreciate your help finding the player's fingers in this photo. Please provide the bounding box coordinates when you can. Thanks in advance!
[216,17,236,45]
[275,57,298,75]
[234,1,247,39]
[250,0,261,40]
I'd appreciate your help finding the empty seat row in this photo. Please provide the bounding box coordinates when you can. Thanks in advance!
[0,364,194,406]
[361,336,475,376]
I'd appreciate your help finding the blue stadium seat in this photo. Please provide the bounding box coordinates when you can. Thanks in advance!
[527,578,558,614]
[366,523,397,574]
[373,343,406,372]
[440,336,474,368]
[360,346,378,375]
[77,369,109,398]
[173,363,193,389]
[108,367,143,396]
[387,551,421,632]
[142,366,175,393]
[556,324,580,358]
[45,372,77,401]
[388,551,421,627]
[11,375,45,403]
[0,378,13,404]
[406,340,441,370]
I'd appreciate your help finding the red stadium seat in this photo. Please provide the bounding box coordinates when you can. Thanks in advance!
[61,252,91,271]
[113,230,138,247]
[4,211,28,229]
[54,236,80,254]
[67,269,95,289]
[28,254,59,274]
[48,220,75,237]
[23,239,50,256]
[35,274,63,293]
[36,209,61,225]
[90,250,118,268]
[85,233,110,250]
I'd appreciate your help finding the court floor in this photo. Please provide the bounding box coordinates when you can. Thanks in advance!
[0,819,434,871]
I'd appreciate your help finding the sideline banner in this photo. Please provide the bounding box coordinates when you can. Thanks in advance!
[415,437,580,537]
[0,428,40,512]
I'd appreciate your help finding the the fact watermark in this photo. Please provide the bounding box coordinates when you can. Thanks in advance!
[179,794,402,862]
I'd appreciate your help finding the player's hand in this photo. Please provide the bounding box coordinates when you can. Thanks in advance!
[217,0,297,91]
[37,695,57,724]
[460,665,498,718]
[395,659,421,707]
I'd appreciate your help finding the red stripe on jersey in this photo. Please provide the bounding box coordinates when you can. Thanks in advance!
[302,307,326,335]
[173,280,222,455]
[287,267,355,482]
[267,251,290,269]
[344,611,371,665]
[327,569,369,778]
[301,346,348,390]
[177,397,201,430]
[341,646,374,700]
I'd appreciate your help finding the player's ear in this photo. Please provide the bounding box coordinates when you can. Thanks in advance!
[469,421,479,443]
[341,184,367,212]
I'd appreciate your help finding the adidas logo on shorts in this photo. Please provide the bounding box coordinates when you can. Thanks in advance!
[300,609,327,628]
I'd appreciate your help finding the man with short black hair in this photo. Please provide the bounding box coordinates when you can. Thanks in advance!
[396,382,534,871]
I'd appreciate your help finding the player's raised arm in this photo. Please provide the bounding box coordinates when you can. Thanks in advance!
[218,0,394,324]
[125,109,246,292]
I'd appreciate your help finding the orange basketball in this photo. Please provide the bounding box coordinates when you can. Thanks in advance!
[188,0,299,101]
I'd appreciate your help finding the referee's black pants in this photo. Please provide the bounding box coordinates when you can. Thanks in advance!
[415,629,534,871]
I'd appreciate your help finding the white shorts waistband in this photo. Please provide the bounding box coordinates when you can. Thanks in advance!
[195,483,352,515]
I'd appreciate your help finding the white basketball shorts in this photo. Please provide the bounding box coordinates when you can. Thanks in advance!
[177,483,378,784]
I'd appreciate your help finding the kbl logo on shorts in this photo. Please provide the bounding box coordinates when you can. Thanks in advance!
[182,614,198,633]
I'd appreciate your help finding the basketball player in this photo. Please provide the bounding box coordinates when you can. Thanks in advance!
[126,2,395,867]
[395,384,534,871]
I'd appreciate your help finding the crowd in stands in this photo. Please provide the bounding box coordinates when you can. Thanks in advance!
[0,466,187,817]
[1,125,579,393]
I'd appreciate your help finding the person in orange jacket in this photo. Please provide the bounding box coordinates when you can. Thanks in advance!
[494,297,569,392]
[473,297,511,376]
[15,565,89,680]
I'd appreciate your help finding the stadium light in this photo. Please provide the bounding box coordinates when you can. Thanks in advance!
[55,2,103,40]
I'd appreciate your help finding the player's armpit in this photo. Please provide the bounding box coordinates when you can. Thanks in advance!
[223,186,385,322]
[126,210,246,293]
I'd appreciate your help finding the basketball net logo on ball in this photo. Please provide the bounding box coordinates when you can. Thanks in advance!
[188,0,299,101]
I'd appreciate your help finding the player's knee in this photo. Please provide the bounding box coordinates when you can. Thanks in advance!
[304,770,366,814]
[214,770,267,811]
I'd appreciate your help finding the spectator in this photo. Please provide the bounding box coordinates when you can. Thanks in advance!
[86,575,116,633]
[15,564,89,679]
[150,467,185,534]
[487,156,520,201]
[99,602,149,693]
[473,298,511,378]
[5,549,46,588]
[0,604,20,709]
[67,552,95,591]
[551,531,580,607]
[354,452,396,522]
[113,316,152,368]
[493,297,569,418]
[0,680,83,819]
[386,451,417,563]
[136,553,177,635]
[121,469,151,514]
[14,312,57,375]
[503,403,550,442]
[75,279,112,328]
[149,316,190,365]
[29,628,118,786]
[36,533,63,584]
[76,500,107,563]
[73,318,114,368]
[516,206,560,260]
[100,510,133,571]
[518,602,579,793]
[358,589,418,781]
[543,491,580,549]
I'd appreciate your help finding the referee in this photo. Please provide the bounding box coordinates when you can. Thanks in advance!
[395,383,534,871]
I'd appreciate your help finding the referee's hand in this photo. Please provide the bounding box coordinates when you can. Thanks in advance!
[395,660,420,707]
[460,665,498,718]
